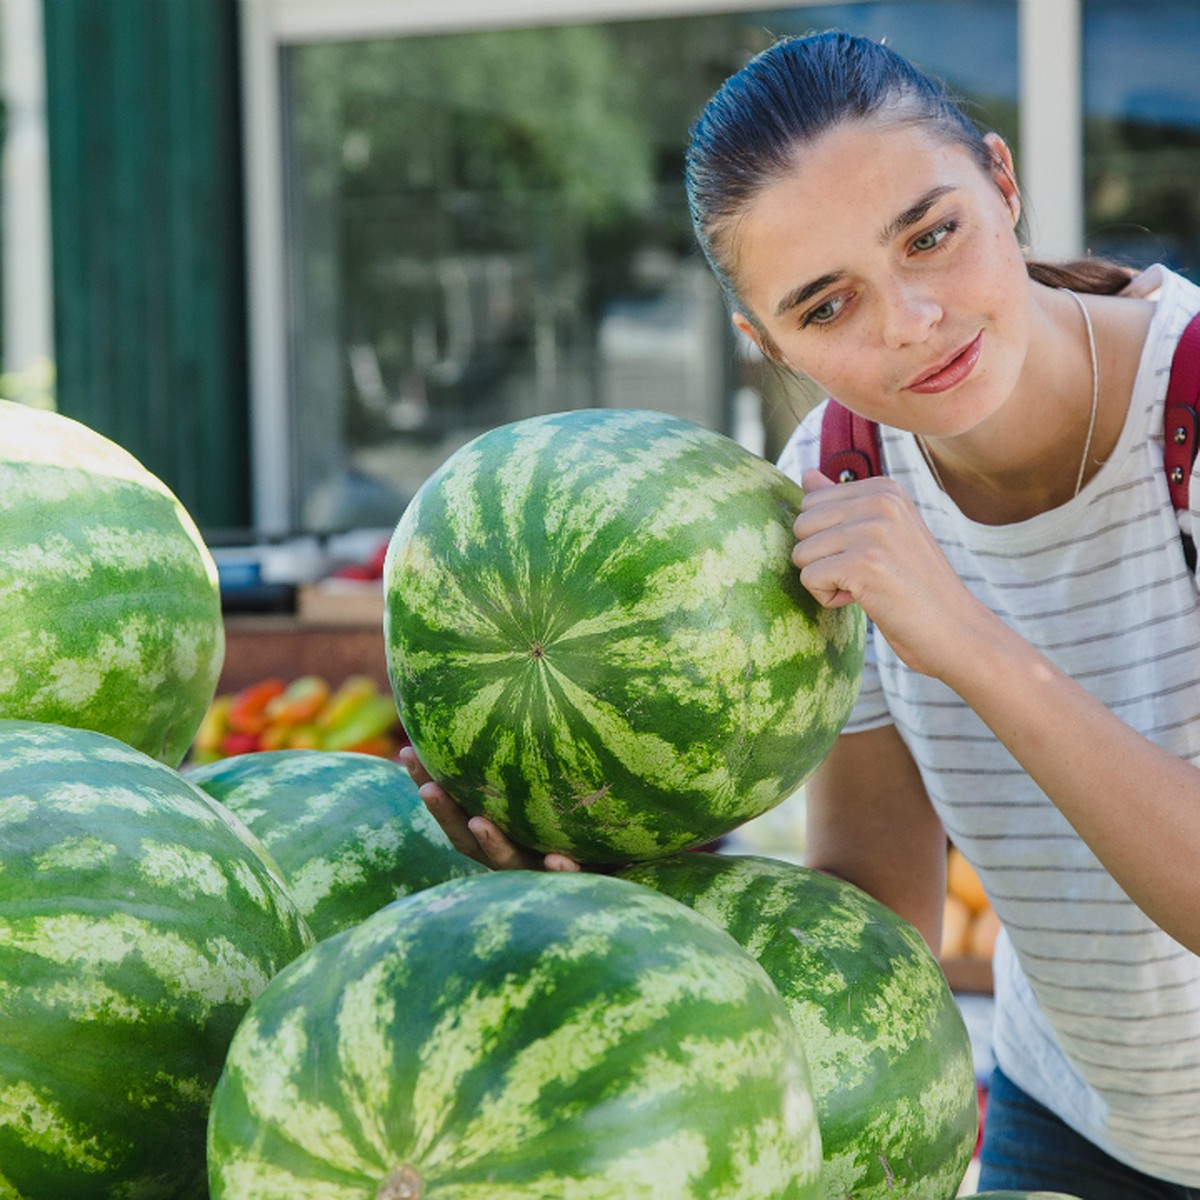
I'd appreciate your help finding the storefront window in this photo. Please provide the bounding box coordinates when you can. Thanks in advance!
[1083,0,1200,275]
[282,3,1017,532]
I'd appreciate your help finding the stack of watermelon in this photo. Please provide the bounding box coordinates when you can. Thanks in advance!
[2,402,1061,1200]
[0,403,299,1197]
[0,402,502,1199]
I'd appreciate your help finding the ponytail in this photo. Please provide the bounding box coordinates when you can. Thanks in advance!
[1025,257,1138,296]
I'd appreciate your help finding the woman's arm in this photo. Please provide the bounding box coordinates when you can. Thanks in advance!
[805,725,947,952]
[794,469,1200,953]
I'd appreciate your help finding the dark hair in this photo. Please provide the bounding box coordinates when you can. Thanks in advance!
[685,32,1133,322]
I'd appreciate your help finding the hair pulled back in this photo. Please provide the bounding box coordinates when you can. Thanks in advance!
[685,31,1132,319]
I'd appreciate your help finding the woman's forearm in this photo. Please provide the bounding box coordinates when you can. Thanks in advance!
[939,607,1200,952]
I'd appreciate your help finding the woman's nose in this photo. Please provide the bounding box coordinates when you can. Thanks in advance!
[879,282,942,349]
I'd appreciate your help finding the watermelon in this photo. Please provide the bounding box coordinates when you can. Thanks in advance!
[384,408,864,863]
[618,853,978,1200]
[207,870,823,1200]
[0,719,314,1199]
[0,401,224,767]
[187,749,485,940]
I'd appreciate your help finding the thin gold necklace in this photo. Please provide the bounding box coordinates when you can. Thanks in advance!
[918,289,1099,499]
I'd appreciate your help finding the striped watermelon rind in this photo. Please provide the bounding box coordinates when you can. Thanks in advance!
[207,869,824,1199]
[0,719,314,1199]
[187,749,485,940]
[618,852,979,1200]
[384,408,864,863]
[0,401,224,767]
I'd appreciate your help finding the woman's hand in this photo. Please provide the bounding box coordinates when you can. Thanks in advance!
[398,746,581,872]
[793,469,993,680]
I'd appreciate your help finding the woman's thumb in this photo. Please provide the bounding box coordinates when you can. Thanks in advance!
[800,468,838,495]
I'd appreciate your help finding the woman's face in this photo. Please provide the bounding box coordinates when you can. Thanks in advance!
[730,119,1032,438]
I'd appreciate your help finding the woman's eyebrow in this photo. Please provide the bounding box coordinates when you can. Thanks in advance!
[878,184,956,245]
[774,271,843,318]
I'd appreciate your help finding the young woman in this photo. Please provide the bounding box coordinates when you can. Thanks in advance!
[405,31,1200,1196]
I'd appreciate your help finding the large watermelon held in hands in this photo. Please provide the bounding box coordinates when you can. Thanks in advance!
[187,749,485,941]
[618,853,979,1200]
[207,869,824,1200]
[384,408,864,863]
[0,719,314,1200]
[0,401,224,767]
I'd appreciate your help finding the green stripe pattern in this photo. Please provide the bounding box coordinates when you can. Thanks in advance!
[207,870,823,1200]
[618,854,979,1200]
[187,749,485,941]
[0,401,224,767]
[384,409,864,863]
[0,719,314,1199]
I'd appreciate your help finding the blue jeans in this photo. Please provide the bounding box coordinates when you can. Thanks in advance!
[977,1066,1200,1199]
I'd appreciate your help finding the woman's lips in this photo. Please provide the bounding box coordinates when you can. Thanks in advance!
[907,332,983,393]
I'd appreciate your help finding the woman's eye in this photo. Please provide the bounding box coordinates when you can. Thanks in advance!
[804,295,844,327]
[912,221,955,253]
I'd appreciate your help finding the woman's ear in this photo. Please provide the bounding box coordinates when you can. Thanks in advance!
[984,131,1021,225]
[731,310,761,347]
[732,311,793,369]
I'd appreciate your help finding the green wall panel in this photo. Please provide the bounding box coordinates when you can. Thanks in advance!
[43,0,250,534]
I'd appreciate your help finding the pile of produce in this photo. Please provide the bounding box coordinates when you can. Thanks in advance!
[189,673,405,763]
[0,403,1049,1200]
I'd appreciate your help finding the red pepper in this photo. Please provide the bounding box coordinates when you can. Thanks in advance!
[226,678,287,735]
[220,731,261,756]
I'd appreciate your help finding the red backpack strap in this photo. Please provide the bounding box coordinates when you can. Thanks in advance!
[820,400,883,483]
[1165,312,1200,511]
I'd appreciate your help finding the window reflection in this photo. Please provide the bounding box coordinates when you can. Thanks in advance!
[1084,0,1200,272]
[283,5,1018,533]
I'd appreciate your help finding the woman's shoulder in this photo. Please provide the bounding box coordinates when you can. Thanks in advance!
[1119,263,1200,315]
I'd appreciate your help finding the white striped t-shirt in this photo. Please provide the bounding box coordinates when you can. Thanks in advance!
[777,265,1200,1185]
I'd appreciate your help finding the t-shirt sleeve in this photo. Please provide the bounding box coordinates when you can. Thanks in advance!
[776,401,894,734]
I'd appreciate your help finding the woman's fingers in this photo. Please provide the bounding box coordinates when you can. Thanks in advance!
[465,815,544,871]
[400,744,581,872]
[419,781,491,865]
[792,472,888,607]
[792,470,985,679]
[397,745,432,788]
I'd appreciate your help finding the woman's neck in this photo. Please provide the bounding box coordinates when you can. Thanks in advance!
[918,287,1153,524]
